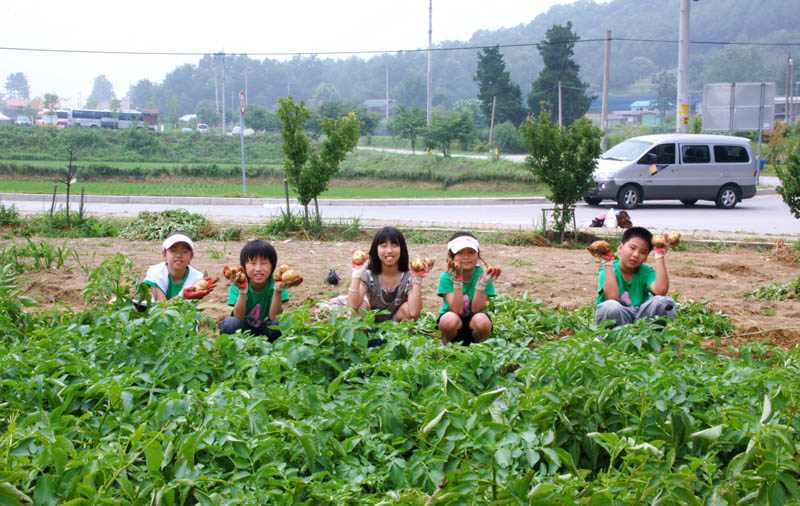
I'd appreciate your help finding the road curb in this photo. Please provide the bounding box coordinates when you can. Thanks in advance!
[0,191,777,207]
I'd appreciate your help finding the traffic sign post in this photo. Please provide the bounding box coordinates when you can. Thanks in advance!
[239,91,247,196]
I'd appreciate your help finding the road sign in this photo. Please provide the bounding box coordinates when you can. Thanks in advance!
[239,91,246,115]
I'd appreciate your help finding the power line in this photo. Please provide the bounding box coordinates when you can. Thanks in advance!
[0,37,799,58]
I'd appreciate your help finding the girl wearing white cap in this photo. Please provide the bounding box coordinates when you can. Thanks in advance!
[143,232,216,302]
[437,232,501,345]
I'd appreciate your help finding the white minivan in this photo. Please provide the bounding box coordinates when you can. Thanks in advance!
[585,133,758,209]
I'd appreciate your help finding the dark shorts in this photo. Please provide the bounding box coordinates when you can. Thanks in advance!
[437,312,492,345]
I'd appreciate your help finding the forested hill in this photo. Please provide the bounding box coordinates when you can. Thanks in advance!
[128,0,799,117]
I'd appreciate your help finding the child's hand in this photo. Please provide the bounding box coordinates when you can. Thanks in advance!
[587,240,613,263]
[476,266,501,291]
[233,271,248,291]
[410,257,433,277]
[182,285,209,299]
[351,249,370,278]
[447,258,464,282]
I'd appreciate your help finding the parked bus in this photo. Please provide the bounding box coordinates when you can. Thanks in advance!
[69,109,144,129]
[36,110,70,128]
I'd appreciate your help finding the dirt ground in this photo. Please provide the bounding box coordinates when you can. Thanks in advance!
[10,236,800,350]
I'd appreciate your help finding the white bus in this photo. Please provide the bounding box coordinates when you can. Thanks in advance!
[69,109,144,129]
[37,110,70,128]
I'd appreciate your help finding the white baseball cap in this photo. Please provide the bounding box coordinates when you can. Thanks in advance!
[162,233,195,252]
[448,235,479,254]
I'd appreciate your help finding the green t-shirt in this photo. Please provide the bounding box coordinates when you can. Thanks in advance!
[227,277,290,327]
[437,266,496,316]
[596,260,656,307]
[143,267,189,299]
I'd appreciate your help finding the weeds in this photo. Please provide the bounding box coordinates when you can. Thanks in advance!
[751,276,800,301]
[207,244,227,260]
[120,208,208,241]
[0,202,20,226]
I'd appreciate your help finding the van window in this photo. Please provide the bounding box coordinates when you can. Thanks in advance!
[639,143,675,164]
[713,145,750,163]
[681,145,710,164]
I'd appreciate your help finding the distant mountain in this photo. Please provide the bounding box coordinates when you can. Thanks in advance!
[130,0,800,117]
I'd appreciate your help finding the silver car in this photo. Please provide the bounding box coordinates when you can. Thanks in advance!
[585,133,758,209]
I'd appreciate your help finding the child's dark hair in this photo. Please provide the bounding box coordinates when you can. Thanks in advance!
[368,226,409,274]
[447,231,482,260]
[621,226,653,252]
[239,240,278,278]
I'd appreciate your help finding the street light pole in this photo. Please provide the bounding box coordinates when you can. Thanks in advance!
[676,0,691,133]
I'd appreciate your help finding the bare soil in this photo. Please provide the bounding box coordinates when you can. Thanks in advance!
[10,236,800,349]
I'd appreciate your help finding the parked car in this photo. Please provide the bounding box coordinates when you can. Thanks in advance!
[585,133,758,209]
[14,115,32,126]
[196,123,210,133]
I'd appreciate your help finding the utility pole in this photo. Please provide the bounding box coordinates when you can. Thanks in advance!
[488,96,497,146]
[221,53,226,134]
[426,0,433,126]
[790,55,795,124]
[601,30,611,151]
[676,0,690,133]
[213,54,219,116]
[786,53,792,124]
[558,81,563,127]
[385,66,389,121]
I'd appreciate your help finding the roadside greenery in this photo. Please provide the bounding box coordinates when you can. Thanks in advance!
[0,259,797,503]
[751,276,800,301]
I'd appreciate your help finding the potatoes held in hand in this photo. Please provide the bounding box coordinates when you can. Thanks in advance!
[281,269,301,283]
[651,235,666,249]
[234,271,247,285]
[193,279,209,291]
[485,265,502,277]
[223,265,244,280]
[587,240,612,257]
[451,261,463,274]
[410,257,427,272]
[424,257,435,269]
[275,264,291,279]
[352,249,368,265]
[667,231,681,247]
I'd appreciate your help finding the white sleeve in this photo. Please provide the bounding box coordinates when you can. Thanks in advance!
[185,266,205,287]
[144,263,169,294]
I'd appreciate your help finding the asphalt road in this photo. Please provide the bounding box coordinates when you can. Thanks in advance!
[3,193,798,236]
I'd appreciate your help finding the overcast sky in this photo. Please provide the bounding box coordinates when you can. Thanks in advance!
[1,0,601,108]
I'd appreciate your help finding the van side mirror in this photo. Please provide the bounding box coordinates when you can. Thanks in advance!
[639,152,658,164]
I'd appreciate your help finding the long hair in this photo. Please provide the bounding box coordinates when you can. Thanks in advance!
[239,239,278,278]
[368,226,409,274]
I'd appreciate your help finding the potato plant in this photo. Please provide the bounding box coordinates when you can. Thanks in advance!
[0,262,798,504]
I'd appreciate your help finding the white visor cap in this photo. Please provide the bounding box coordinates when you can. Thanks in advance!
[162,233,195,252]
[448,236,479,254]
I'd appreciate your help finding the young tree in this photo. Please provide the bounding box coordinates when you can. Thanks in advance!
[423,110,475,157]
[388,106,426,152]
[520,111,602,241]
[528,22,592,127]
[474,45,526,127]
[87,75,116,106]
[278,96,361,227]
[5,72,30,99]
[651,70,677,120]
[43,93,59,111]
[776,143,800,219]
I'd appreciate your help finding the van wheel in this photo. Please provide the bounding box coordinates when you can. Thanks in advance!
[616,184,641,209]
[680,199,697,206]
[584,197,602,206]
[715,185,740,209]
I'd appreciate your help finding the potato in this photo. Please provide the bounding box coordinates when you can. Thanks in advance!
[667,231,681,246]
[587,240,612,257]
[651,235,666,248]
[352,249,368,265]
[452,261,463,274]
[234,271,247,284]
[281,269,301,283]
[410,257,427,272]
[193,279,209,291]
[424,257,435,269]
[276,264,291,279]
[223,265,244,280]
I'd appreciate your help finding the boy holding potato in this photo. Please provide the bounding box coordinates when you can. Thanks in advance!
[218,239,302,340]
[590,227,677,330]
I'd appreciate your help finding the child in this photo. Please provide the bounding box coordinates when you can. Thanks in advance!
[437,232,500,346]
[143,232,215,302]
[594,226,676,328]
[218,240,300,340]
[347,226,429,326]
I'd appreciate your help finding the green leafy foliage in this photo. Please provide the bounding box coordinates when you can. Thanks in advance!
[120,209,209,241]
[751,276,800,301]
[776,142,800,219]
[474,45,526,126]
[422,110,476,157]
[0,203,20,226]
[0,266,798,503]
